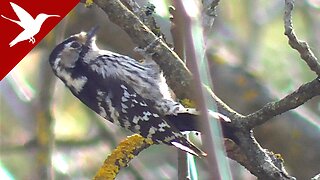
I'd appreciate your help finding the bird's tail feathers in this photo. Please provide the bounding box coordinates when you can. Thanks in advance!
[208,110,231,122]
[171,139,207,157]
[165,108,238,143]
[165,108,231,132]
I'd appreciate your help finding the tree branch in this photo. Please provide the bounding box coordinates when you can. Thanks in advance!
[243,78,320,129]
[284,0,320,76]
[93,134,153,180]
[235,131,293,179]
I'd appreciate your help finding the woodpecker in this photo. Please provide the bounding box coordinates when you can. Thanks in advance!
[49,27,229,157]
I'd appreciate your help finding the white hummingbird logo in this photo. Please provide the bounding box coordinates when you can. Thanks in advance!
[1,2,60,47]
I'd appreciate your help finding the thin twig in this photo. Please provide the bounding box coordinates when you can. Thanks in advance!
[284,0,320,76]
[243,78,320,129]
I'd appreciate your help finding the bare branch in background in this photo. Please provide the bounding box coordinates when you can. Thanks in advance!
[176,0,224,177]
[34,55,56,180]
[284,0,320,76]
[243,78,320,129]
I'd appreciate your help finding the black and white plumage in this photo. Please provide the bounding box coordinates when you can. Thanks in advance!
[49,28,229,157]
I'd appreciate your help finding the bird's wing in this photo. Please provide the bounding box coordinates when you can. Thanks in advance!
[98,78,206,157]
[10,2,34,29]
[68,56,206,156]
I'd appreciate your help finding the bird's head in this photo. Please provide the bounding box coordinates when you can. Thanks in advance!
[49,27,99,94]
[49,27,99,71]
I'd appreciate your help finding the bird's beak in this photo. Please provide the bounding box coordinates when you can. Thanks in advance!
[85,26,100,47]
[76,26,100,47]
[78,26,100,58]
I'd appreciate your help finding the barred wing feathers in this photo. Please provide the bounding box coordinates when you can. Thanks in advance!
[67,55,206,157]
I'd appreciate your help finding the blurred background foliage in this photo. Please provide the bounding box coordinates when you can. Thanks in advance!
[0,0,319,179]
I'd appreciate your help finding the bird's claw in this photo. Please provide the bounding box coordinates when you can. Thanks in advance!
[134,37,162,57]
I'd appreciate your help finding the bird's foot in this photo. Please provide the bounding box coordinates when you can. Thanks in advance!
[134,37,161,57]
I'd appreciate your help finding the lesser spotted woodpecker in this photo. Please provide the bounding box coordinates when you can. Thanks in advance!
[49,27,229,157]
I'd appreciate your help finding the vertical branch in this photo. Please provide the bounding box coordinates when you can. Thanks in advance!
[35,55,56,180]
[176,0,231,179]
[34,17,70,180]
[170,3,185,60]
[170,2,189,179]
[177,151,189,179]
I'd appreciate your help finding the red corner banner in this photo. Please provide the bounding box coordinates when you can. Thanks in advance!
[0,0,79,80]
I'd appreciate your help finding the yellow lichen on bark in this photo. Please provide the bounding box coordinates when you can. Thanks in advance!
[93,134,154,180]
[180,98,196,108]
[85,0,94,7]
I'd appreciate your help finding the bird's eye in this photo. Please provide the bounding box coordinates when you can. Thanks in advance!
[70,42,82,49]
